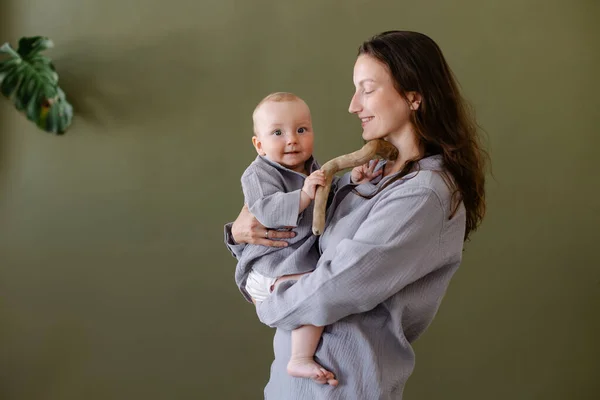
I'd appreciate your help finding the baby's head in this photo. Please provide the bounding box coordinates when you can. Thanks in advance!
[252,92,314,173]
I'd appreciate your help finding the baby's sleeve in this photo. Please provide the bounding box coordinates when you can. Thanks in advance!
[241,167,302,229]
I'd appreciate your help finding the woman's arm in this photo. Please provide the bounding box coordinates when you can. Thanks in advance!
[223,171,350,258]
[223,205,296,259]
[256,186,450,330]
[223,222,248,259]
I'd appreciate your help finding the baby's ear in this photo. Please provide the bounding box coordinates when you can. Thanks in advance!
[252,136,266,156]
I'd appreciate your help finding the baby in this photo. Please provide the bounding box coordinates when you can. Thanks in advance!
[234,92,337,385]
[234,92,379,386]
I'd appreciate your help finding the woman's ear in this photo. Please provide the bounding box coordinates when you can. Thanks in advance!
[407,92,422,111]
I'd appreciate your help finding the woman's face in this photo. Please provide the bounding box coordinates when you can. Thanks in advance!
[348,54,417,142]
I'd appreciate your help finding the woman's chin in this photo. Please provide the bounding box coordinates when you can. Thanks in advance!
[362,130,383,141]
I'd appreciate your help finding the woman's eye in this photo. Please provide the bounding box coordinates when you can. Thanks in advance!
[364,89,374,94]
[273,129,282,136]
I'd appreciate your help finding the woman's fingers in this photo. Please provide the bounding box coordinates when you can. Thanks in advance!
[254,238,289,248]
[232,205,295,247]
[268,229,296,239]
[250,229,295,247]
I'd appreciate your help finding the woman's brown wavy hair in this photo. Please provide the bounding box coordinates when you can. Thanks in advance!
[358,31,488,241]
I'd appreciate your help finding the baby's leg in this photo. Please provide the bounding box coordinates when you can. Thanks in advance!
[277,274,338,386]
[289,325,338,386]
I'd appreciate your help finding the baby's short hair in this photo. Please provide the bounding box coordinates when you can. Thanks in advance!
[252,92,306,134]
[253,92,304,116]
[259,91,301,103]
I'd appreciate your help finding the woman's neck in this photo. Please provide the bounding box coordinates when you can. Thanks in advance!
[382,128,424,177]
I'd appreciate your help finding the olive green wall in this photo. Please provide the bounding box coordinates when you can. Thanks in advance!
[1,0,598,399]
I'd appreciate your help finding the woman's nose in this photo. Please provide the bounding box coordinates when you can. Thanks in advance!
[348,93,361,114]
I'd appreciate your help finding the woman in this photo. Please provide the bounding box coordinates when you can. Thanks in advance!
[224,30,487,399]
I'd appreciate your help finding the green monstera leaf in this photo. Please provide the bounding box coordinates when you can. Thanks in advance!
[0,36,73,134]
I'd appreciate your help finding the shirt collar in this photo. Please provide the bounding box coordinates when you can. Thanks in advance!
[257,155,320,175]
[354,154,444,196]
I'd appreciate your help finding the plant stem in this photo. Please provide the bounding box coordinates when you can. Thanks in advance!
[0,43,21,59]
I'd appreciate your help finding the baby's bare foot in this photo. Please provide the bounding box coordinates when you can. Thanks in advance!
[287,358,338,386]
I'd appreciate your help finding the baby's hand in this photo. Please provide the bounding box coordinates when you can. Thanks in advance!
[351,160,382,184]
[302,170,326,200]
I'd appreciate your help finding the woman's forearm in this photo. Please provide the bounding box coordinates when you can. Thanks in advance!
[224,222,246,259]
[256,187,447,330]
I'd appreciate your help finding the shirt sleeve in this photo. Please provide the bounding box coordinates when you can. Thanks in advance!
[242,169,302,229]
[256,186,448,330]
[223,222,246,259]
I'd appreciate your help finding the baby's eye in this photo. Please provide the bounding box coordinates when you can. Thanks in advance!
[297,127,307,134]
[273,129,282,136]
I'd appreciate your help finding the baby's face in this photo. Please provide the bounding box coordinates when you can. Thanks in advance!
[252,100,315,173]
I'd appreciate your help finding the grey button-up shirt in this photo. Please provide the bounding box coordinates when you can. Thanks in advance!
[233,155,323,302]
[225,154,466,399]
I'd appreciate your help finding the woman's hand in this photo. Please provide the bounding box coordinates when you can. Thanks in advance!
[231,205,296,247]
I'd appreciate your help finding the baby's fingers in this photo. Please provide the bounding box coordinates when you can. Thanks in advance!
[368,159,378,171]
[314,176,327,186]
